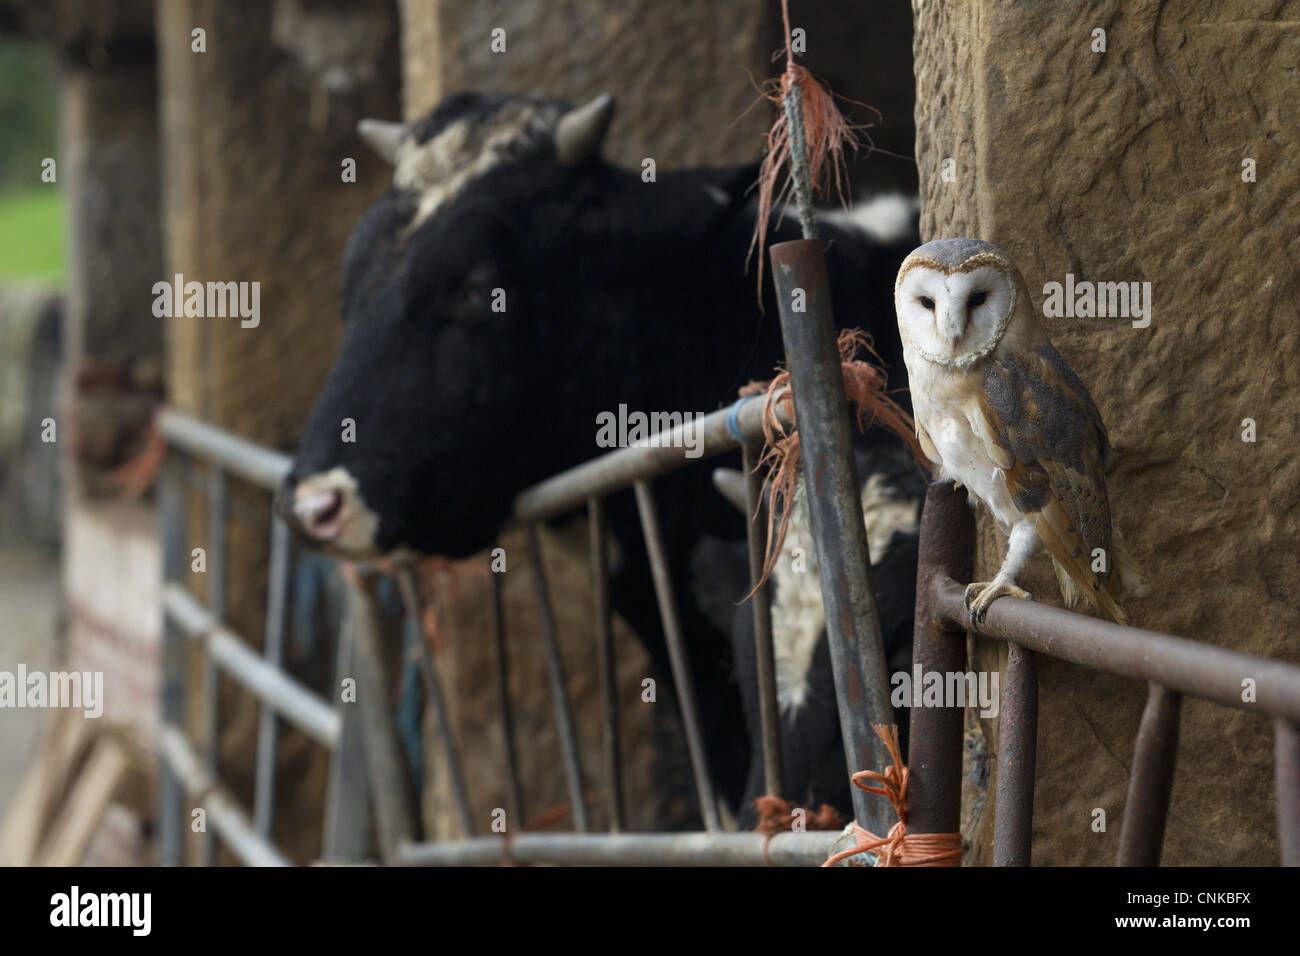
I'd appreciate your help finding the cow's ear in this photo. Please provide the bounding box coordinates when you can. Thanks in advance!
[554,93,615,167]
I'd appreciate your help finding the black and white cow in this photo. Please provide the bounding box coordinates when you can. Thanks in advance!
[278,91,921,823]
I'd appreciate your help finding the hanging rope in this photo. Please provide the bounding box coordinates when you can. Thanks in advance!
[748,0,864,292]
[739,330,925,593]
[822,724,963,867]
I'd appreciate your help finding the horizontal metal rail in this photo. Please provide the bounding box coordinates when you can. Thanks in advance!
[394,831,850,867]
[510,393,788,526]
[160,409,291,491]
[933,577,1300,721]
[158,724,292,867]
[163,583,341,747]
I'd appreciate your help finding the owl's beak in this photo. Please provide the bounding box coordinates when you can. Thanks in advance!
[937,308,964,345]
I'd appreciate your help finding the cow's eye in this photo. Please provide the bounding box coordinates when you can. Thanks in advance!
[458,266,498,315]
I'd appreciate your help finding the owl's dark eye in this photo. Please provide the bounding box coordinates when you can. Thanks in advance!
[919,296,935,310]
[969,290,988,308]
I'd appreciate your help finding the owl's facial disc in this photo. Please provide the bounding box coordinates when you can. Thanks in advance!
[895,260,1015,367]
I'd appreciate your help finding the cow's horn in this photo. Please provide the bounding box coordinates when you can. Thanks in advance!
[711,468,749,515]
[357,118,407,164]
[554,93,615,167]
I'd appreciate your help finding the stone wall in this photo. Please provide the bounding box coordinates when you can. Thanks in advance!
[399,0,916,189]
[913,0,1299,865]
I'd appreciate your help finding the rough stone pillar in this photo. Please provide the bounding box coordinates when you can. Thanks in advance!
[155,0,400,861]
[60,62,163,496]
[913,0,1299,864]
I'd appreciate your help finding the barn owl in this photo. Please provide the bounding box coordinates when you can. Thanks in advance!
[894,238,1139,625]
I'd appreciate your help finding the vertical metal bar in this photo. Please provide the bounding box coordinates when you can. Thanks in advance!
[908,482,974,837]
[252,518,292,838]
[489,561,525,830]
[993,643,1038,866]
[525,527,590,832]
[1117,683,1182,866]
[768,239,894,836]
[200,466,226,866]
[396,568,475,837]
[633,480,721,832]
[741,445,784,799]
[1276,718,1300,866]
[346,572,418,862]
[321,607,372,862]
[588,497,625,831]
[158,450,187,866]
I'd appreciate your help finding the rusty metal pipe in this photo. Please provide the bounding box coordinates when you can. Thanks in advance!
[1277,718,1300,866]
[487,560,525,828]
[907,482,974,838]
[1118,683,1181,866]
[396,568,476,837]
[768,238,894,836]
[525,527,590,832]
[932,578,1300,721]
[344,575,419,863]
[742,444,784,799]
[588,497,625,832]
[634,480,721,831]
[510,396,789,528]
[993,643,1037,866]
[395,830,841,867]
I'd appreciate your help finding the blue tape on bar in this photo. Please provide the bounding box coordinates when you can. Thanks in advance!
[726,395,760,444]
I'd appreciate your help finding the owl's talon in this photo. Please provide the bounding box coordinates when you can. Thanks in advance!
[964,579,1032,625]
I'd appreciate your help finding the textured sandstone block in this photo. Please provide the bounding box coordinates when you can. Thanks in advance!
[913,0,1299,865]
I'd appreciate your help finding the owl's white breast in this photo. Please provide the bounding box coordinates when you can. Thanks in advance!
[904,347,1023,532]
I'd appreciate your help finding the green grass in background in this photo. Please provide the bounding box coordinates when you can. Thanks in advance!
[0,190,63,281]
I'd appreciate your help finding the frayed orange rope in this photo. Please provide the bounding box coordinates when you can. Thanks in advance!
[741,329,925,592]
[754,795,844,867]
[752,795,844,836]
[821,724,962,867]
[746,0,875,299]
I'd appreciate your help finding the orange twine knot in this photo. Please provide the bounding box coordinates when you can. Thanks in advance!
[752,795,844,836]
[822,724,962,867]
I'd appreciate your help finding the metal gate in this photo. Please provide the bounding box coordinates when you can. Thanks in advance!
[157,403,1300,866]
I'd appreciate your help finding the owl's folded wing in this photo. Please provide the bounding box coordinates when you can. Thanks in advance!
[975,345,1126,623]
[915,419,941,467]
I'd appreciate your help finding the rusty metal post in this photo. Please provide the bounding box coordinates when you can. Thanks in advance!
[1118,683,1182,866]
[525,527,590,832]
[345,572,418,863]
[158,450,187,866]
[488,557,525,828]
[768,239,894,836]
[588,497,625,832]
[1277,718,1300,866]
[741,444,784,798]
[634,480,721,832]
[396,568,475,837]
[908,482,974,839]
[993,643,1038,866]
[200,466,226,866]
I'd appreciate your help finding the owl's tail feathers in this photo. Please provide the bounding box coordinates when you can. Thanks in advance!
[1052,558,1127,625]
[1050,526,1144,626]
[1112,525,1148,598]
